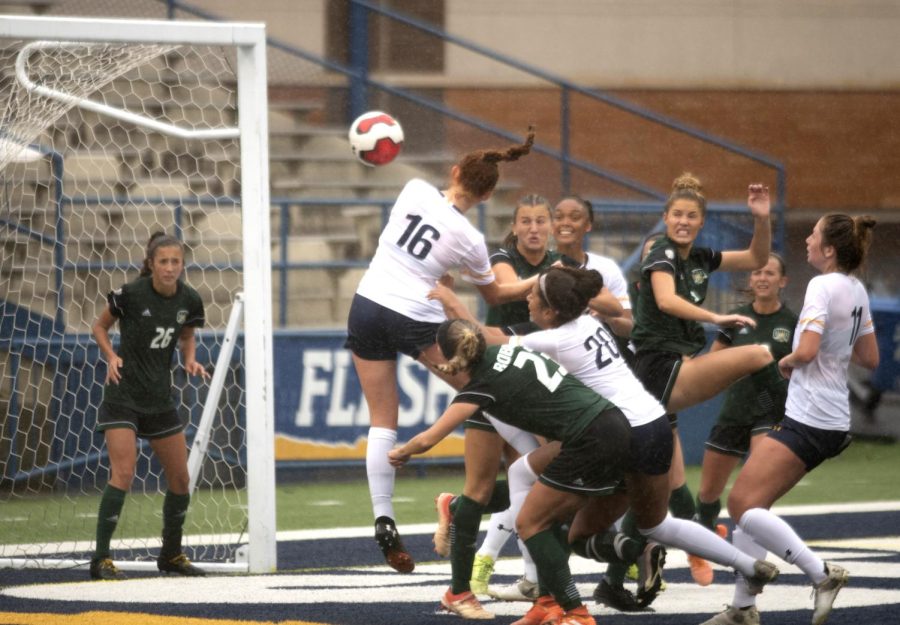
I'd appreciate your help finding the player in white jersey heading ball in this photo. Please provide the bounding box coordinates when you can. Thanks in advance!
[345,128,537,573]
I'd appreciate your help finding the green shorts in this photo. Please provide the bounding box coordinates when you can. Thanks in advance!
[97,402,185,440]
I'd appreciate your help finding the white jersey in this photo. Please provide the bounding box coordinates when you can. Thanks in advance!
[510,314,663,427]
[583,252,632,311]
[356,179,495,322]
[786,273,874,431]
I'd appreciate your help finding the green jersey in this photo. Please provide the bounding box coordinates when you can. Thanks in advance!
[102,276,205,413]
[717,302,798,425]
[631,236,722,355]
[453,344,613,443]
[485,246,561,327]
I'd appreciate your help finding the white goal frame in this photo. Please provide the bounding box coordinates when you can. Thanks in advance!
[0,15,276,574]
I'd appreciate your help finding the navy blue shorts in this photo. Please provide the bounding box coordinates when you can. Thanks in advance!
[97,403,184,440]
[632,350,682,407]
[345,294,442,360]
[768,417,852,471]
[539,408,631,496]
[627,414,673,476]
[667,412,679,428]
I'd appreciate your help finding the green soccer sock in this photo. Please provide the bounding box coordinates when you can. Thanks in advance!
[450,494,484,594]
[94,484,127,560]
[484,480,510,514]
[669,483,696,520]
[572,529,641,565]
[695,497,722,532]
[604,509,638,585]
[160,491,191,559]
[524,526,581,611]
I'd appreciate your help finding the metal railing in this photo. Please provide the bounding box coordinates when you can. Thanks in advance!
[165,1,784,216]
[344,0,786,249]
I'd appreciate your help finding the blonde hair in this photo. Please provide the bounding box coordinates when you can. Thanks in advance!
[436,319,487,376]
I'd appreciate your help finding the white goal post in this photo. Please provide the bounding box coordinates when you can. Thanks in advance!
[0,15,276,573]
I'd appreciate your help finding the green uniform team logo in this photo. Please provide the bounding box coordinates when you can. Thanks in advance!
[772,327,791,343]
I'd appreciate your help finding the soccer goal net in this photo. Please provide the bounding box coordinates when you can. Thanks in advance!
[0,16,276,573]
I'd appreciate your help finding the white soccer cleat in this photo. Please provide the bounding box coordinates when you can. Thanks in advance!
[488,576,540,602]
[811,562,849,625]
[699,605,760,625]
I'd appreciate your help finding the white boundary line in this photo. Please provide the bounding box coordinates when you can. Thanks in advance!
[275,500,900,542]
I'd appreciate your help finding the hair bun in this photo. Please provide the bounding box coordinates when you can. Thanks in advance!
[672,172,703,194]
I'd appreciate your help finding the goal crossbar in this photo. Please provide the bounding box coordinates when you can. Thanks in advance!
[16,41,241,141]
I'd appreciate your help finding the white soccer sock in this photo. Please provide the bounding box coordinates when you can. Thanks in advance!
[509,454,540,582]
[366,426,397,521]
[478,508,516,558]
[519,535,538,583]
[739,508,827,584]
[731,527,767,608]
[639,513,758,577]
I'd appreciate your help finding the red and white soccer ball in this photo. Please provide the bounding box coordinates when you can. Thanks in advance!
[348,110,404,166]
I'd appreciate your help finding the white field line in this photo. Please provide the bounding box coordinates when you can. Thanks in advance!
[276,500,900,541]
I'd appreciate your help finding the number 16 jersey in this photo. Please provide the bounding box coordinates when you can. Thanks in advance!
[356,178,495,322]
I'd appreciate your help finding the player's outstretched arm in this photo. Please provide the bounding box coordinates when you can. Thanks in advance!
[388,402,479,466]
[720,183,772,272]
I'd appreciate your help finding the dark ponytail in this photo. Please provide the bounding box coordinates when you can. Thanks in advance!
[820,213,876,274]
[537,266,604,324]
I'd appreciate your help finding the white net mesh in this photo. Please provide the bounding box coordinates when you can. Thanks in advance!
[0,37,251,568]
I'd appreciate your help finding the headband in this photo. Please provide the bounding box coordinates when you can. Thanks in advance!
[538,273,554,309]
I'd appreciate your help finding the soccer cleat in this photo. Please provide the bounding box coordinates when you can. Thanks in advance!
[715,523,729,540]
[434,492,455,557]
[489,576,541,602]
[592,578,644,612]
[89,557,127,581]
[511,595,564,625]
[440,588,495,619]
[470,554,496,595]
[375,516,415,573]
[556,605,595,625]
[745,559,779,595]
[626,563,667,592]
[811,562,849,625]
[688,552,714,586]
[157,553,206,576]
[699,605,760,625]
[635,542,666,606]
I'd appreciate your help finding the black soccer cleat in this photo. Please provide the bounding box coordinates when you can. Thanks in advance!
[157,553,206,576]
[90,557,128,581]
[374,516,415,573]
[593,578,645,612]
